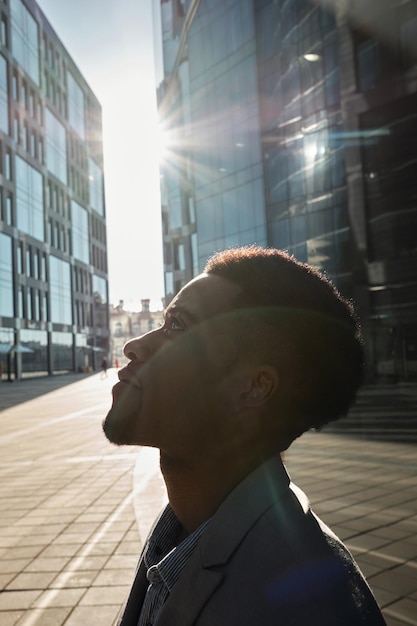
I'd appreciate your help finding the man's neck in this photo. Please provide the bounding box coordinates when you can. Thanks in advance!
[159,447,272,535]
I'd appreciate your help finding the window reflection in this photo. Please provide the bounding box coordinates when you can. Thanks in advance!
[49,256,72,325]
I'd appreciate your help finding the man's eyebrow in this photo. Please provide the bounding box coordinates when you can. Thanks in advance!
[166,305,199,325]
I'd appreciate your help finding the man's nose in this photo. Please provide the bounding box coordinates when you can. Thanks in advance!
[123,327,164,362]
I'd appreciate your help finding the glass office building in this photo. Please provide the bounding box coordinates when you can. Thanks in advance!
[0,0,108,379]
[156,0,417,382]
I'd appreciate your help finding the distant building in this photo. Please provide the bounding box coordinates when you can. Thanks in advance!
[109,300,164,367]
[0,0,108,379]
[155,0,417,382]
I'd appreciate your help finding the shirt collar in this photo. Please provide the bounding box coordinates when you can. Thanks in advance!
[144,505,211,592]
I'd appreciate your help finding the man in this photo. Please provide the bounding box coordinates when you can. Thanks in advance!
[103,246,386,626]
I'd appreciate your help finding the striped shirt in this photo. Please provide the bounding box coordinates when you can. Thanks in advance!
[138,505,210,626]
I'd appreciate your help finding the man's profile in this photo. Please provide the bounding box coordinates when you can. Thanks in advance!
[103,246,386,626]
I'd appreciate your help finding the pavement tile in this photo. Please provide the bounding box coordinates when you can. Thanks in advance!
[15,535,62,548]
[14,607,72,626]
[347,533,391,552]
[75,542,118,557]
[103,554,139,570]
[123,529,143,542]
[0,538,19,549]
[0,527,37,538]
[94,531,130,543]
[24,558,71,573]
[407,535,417,546]
[354,560,382,578]
[0,560,33,574]
[0,611,25,626]
[370,569,417,595]
[358,551,400,570]
[6,572,57,591]
[62,523,100,535]
[0,590,42,610]
[373,525,415,541]
[384,617,412,626]
[374,587,402,609]
[50,570,99,589]
[73,513,106,523]
[2,546,44,560]
[392,563,417,580]
[78,585,128,605]
[384,598,417,625]
[113,541,141,555]
[92,568,136,586]
[40,545,80,559]
[382,541,417,561]
[65,555,109,571]
[62,604,120,626]
[51,533,93,545]
[0,573,17,590]
[33,588,86,608]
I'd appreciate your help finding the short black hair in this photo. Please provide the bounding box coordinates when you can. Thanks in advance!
[205,246,364,440]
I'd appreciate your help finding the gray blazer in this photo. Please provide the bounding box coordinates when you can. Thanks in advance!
[116,455,386,625]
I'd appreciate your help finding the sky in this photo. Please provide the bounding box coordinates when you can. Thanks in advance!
[37,0,165,311]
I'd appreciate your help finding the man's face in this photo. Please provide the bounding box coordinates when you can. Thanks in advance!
[102,273,242,454]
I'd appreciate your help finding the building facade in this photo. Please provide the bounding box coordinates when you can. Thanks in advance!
[110,300,164,368]
[0,0,108,379]
[156,0,417,382]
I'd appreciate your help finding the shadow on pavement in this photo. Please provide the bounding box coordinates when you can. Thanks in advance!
[0,372,97,412]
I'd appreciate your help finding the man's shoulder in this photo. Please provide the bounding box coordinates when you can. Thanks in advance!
[193,460,385,625]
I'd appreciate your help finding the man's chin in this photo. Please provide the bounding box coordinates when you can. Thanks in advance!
[102,383,143,445]
[102,406,130,445]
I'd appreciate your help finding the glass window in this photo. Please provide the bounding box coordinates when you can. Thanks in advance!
[15,155,44,241]
[88,158,104,216]
[191,232,198,276]
[0,328,14,368]
[400,15,417,68]
[0,54,8,133]
[5,149,11,179]
[92,274,108,332]
[49,255,72,324]
[20,329,48,373]
[114,322,123,338]
[0,233,13,317]
[92,274,107,304]
[174,242,186,270]
[0,18,7,47]
[13,114,19,142]
[45,108,67,184]
[165,271,174,296]
[67,71,85,139]
[10,0,39,85]
[51,331,73,371]
[71,201,89,264]
[6,195,12,225]
[357,40,380,92]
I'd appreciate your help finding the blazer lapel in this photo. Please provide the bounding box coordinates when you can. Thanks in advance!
[156,558,223,626]
[116,560,148,626]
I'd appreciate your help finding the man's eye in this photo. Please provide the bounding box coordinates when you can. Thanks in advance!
[170,317,184,331]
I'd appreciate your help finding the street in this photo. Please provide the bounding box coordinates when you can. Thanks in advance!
[0,371,165,626]
[0,372,416,625]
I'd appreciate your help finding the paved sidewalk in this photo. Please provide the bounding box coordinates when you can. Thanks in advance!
[0,371,142,626]
[0,373,416,625]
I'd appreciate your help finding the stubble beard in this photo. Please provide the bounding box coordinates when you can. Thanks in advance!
[102,383,144,446]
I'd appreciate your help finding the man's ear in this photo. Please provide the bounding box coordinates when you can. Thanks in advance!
[240,365,279,409]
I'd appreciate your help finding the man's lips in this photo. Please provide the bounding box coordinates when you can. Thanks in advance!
[117,366,142,389]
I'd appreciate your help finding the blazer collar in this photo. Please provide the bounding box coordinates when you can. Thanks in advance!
[200,454,290,567]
